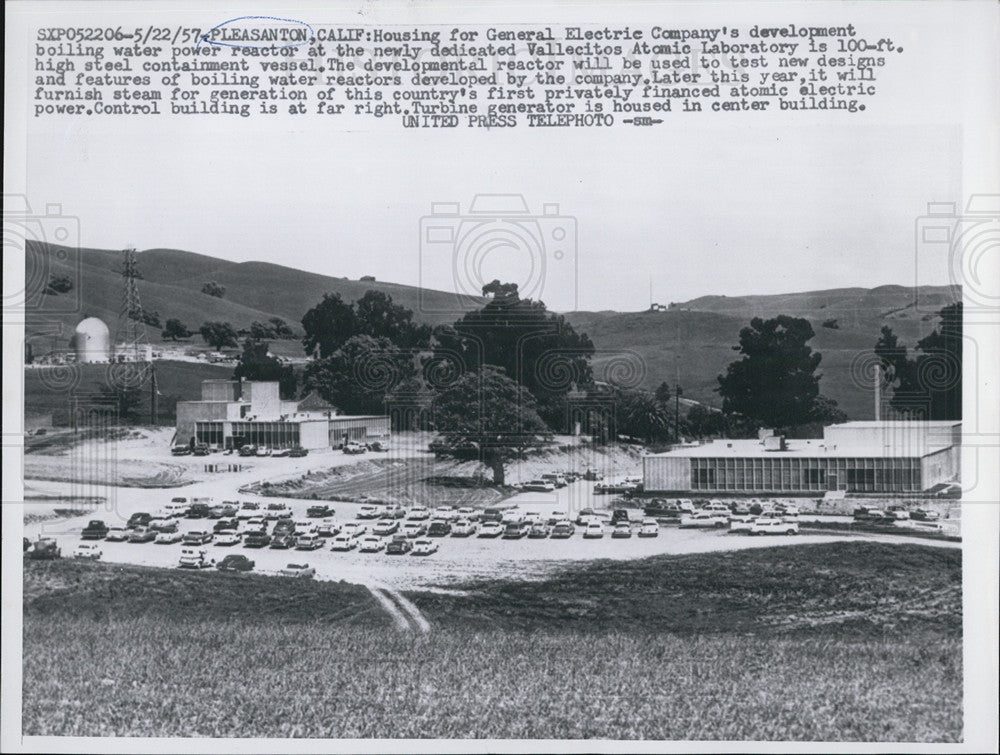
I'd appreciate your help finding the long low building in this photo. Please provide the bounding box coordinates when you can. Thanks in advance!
[175,379,390,451]
[643,421,961,494]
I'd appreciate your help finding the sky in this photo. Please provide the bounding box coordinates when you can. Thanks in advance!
[14,1,986,313]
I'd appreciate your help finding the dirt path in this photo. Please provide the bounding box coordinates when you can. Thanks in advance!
[367,583,431,633]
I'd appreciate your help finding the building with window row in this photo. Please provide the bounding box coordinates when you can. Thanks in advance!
[643,421,960,494]
[175,379,389,451]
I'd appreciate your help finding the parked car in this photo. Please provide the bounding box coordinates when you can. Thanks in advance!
[412,538,439,556]
[219,502,239,517]
[427,520,452,537]
[183,530,214,545]
[583,521,605,538]
[255,446,272,457]
[246,515,267,529]
[501,509,525,525]
[217,554,254,572]
[886,505,911,520]
[149,517,178,533]
[478,521,504,538]
[358,504,381,520]
[546,510,569,525]
[238,444,257,457]
[343,442,366,455]
[330,534,357,551]
[406,506,431,521]
[911,508,941,522]
[155,531,184,544]
[288,446,308,457]
[165,500,190,517]
[481,508,503,524]
[213,518,239,533]
[520,479,556,492]
[178,548,214,569]
[359,536,384,553]
[81,520,110,540]
[379,503,407,519]
[294,520,318,537]
[456,507,480,522]
[574,508,597,526]
[317,518,341,537]
[307,504,333,518]
[280,563,316,578]
[366,439,389,452]
[386,536,412,555]
[73,543,103,560]
[728,514,757,533]
[749,518,799,536]
[270,533,296,549]
[610,509,631,526]
[105,526,130,542]
[187,502,212,519]
[171,445,192,456]
[679,512,730,529]
[502,521,529,539]
[551,521,576,539]
[127,512,152,529]
[638,518,659,537]
[341,522,366,539]
[295,534,324,551]
[451,519,477,537]
[403,522,427,538]
[528,523,551,539]
[207,506,226,519]
[244,531,272,548]
[540,473,567,488]
[214,531,242,547]
[611,523,633,538]
[237,501,260,518]
[433,506,459,522]
[272,519,296,537]
[272,447,291,458]
[373,519,400,536]
[128,527,156,543]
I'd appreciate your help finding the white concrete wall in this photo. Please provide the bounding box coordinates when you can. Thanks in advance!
[643,456,691,492]
[299,420,329,450]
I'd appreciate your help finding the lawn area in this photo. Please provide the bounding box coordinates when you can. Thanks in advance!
[21,543,962,741]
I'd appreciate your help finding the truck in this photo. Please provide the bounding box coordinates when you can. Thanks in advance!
[81,520,110,540]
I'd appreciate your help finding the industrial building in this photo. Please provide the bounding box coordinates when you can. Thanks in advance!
[643,421,961,494]
[175,379,390,451]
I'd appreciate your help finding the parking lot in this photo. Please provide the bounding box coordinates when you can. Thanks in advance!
[25,474,960,591]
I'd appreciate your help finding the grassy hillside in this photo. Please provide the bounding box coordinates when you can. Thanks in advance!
[564,291,959,419]
[22,543,962,740]
[24,241,483,349]
[24,360,232,425]
[25,240,959,420]
[411,541,962,636]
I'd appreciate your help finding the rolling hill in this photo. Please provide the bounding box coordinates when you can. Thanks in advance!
[23,241,960,420]
[23,241,485,346]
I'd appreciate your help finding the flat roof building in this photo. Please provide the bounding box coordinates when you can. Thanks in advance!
[643,421,960,494]
[175,380,389,451]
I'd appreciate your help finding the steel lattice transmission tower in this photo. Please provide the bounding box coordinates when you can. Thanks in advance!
[109,247,154,406]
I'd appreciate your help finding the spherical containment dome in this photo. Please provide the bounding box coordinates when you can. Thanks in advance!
[72,317,111,363]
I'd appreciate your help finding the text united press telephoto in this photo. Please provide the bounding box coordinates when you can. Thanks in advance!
[5,0,1000,752]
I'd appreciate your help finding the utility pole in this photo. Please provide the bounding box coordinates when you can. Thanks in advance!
[675,384,683,442]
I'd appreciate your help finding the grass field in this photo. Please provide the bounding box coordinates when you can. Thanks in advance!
[21,543,962,741]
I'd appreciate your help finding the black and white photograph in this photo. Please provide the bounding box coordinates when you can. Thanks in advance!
[3,0,998,751]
